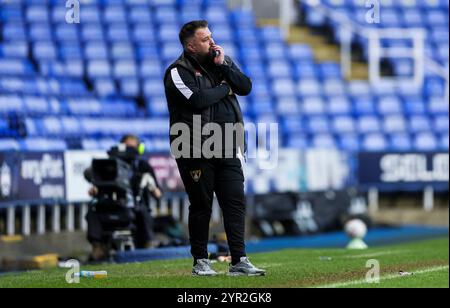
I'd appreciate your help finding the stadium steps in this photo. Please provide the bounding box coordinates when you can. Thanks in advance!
[287,26,369,80]
[257,19,366,78]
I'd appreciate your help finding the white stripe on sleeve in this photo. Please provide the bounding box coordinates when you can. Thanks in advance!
[171,68,194,100]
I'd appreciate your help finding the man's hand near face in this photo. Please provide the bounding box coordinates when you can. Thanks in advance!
[211,44,225,66]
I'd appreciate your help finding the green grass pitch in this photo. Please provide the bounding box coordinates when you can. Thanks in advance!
[0,237,448,288]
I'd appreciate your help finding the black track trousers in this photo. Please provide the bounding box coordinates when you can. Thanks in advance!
[176,157,246,263]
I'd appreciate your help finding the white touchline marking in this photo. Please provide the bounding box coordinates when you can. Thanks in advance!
[316,265,449,288]
[345,250,408,259]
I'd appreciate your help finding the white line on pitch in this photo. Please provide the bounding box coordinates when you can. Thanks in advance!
[316,265,449,288]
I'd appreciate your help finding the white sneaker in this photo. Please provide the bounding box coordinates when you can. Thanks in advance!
[192,259,218,276]
[229,257,266,276]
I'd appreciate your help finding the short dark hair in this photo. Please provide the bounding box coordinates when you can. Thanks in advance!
[179,20,208,49]
[120,134,140,144]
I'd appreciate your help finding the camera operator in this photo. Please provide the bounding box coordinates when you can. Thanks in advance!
[84,135,162,261]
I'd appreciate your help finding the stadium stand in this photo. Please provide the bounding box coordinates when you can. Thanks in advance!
[0,0,448,152]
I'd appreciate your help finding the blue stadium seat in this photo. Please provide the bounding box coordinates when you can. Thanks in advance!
[353,96,376,115]
[327,96,352,115]
[312,134,336,148]
[82,139,101,150]
[378,95,403,115]
[332,116,355,134]
[161,43,183,62]
[24,96,49,115]
[298,79,322,96]
[119,78,140,97]
[147,96,169,116]
[133,24,157,42]
[22,138,67,151]
[29,23,53,41]
[281,116,304,135]
[250,98,274,115]
[390,133,413,151]
[372,82,397,96]
[154,7,178,24]
[136,43,160,60]
[302,97,326,115]
[425,77,447,96]
[428,96,449,114]
[0,42,29,58]
[51,6,67,23]
[286,135,309,149]
[33,42,57,60]
[107,25,131,42]
[104,6,127,24]
[358,116,381,134]
[237,29,260,46]
[380,9,402,28]
[94,78,118,97]
[111,43,135,60]
[440,133,449,150]
[339,134,360,152]
[0,95,24,115]
[26,6,49,23]
[323,79,347,96]
[277,97,300,115]
[143,78,166,97]
[433,115,450,133]
[80,6,101,23]
[55,116,79,136]
[139,59,163,78]
[430,27,449,45]
[55,24,79,42]
[362,133,388,151]
[348,81,371,96]
[414,132,438,150]
[260,26,284,42]
[403,97,427,114]
[59,43,83,59]
[289,44,314,60]
[113,60,138,78]
[392,59,414,76]
[41,117,63,136]
[401,9,425,27]
[2,23,27,41]
[67,98,103,116]
[264,43,287,61]
[409,115,432,133]
[397,80,423,97]
[0,139,20,151]
[307,116,330,134]
[129,7,153,24]
[0,5,23,23]
[251,82,271,97]
[87,60,112,78]
[268,61,292,79]
[0,59,34,76]
[294,62,318,80]
[272,79,296,97]
[81,25,105,42]
[426,10,448,26]
[304,7,326,26]
[383,115,407,133]
[318,63,342,79]
[98,138,120,151]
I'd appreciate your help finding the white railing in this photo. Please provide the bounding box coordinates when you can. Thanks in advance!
[302,0,449,102]
[0,194,218,237]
